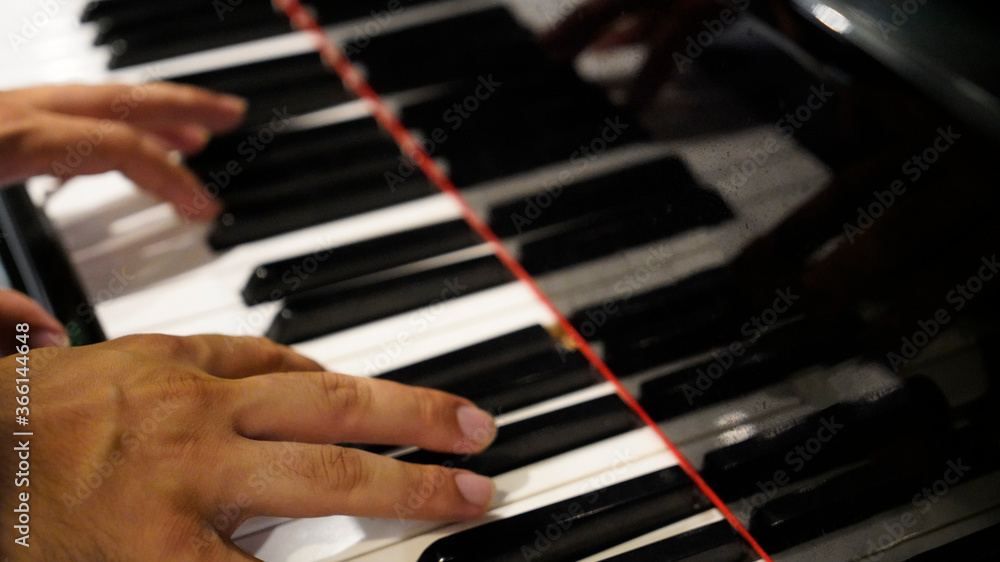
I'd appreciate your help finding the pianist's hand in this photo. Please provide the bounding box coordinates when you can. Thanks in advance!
[0,334,497,561]
[540,0,724,109]
[0,83,247,220]
[0,288,69,355]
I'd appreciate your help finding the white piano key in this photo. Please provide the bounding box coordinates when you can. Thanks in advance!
[93,194,463,337]
[338,450,679,562]
[289,282,553,373]
[308,295,555,376]
[236,430,673,561]
[579,509,726,562]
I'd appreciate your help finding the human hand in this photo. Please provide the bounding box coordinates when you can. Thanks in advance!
[0,289,68,355]
[0,334,497,561]
[540,0,728,108]
[0,83,247,220]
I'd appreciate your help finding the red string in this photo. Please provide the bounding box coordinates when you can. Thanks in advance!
[271,2,773,559]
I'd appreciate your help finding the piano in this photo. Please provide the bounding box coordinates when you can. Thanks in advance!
[1,0,999,560]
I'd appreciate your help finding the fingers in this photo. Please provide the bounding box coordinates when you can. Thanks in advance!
[4,83,246,135]
[232,371,497,453]
[114,334,325,379]
[0,289,68,354]
[0,104,222,219]
[146,123,213,155]
[540,0,649,60]
[92,119,223,219]
[228,441,495,521]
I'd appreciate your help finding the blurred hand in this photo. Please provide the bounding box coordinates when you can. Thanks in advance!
[0,334,497,561]
[0,83,247,220]
[541,0,726,108]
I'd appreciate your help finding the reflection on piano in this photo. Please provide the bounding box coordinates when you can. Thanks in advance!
[1,0,999,560]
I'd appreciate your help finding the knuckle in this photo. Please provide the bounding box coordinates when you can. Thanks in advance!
[119,333,189,358]
[250,336,291,370]
[325,373,372,416]
[314,446,370,491]
[415,388,447,430]
[147,366,225,417]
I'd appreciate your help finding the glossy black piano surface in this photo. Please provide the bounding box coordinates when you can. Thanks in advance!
[2,0,999,560]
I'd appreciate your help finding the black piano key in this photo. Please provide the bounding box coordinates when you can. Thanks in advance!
[748,463,908,552]
[517,183,732,274]
[487,156,696,237]
[208,176,437,250]
[574,267,736,343]
[405,81,646,186]
[700,378,951,501]
[266,255,514,344]
[242,220,480,304]
[309,0,446,26]
[188,121,396,185]
[904,521,1000,561]
[469,355,600,416]
[348,7,540,93]
[174,52,334,94]
[216,154,408,208]
[109,20,293,69]
[748,425,1000,553]
[378,326,559,387]
[639,322,858,419]
[418,467,709,562]
[82,0,213,24]
[404,349,598,416]
[94,1,280,47]
[600,521,747,562]
[398,394,642,477]
[172,54,351,126]
[573,268,753,373]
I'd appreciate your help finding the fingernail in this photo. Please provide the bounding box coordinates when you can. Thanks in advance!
[36,330,70,349]
[175,125,211,152]
[219,95,248,115]
[457,405,496,447]
[455,473,495,507]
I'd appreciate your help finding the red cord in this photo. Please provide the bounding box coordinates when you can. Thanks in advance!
[272,2,774,559]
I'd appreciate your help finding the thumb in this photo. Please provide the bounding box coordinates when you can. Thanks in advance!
[0,289,69,355]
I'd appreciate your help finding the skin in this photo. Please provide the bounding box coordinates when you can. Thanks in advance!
[0,83,246,352]
[0,334,497,561]
[540,0,725,109]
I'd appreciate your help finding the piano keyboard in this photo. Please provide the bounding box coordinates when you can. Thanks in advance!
[4,0,1000,561]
